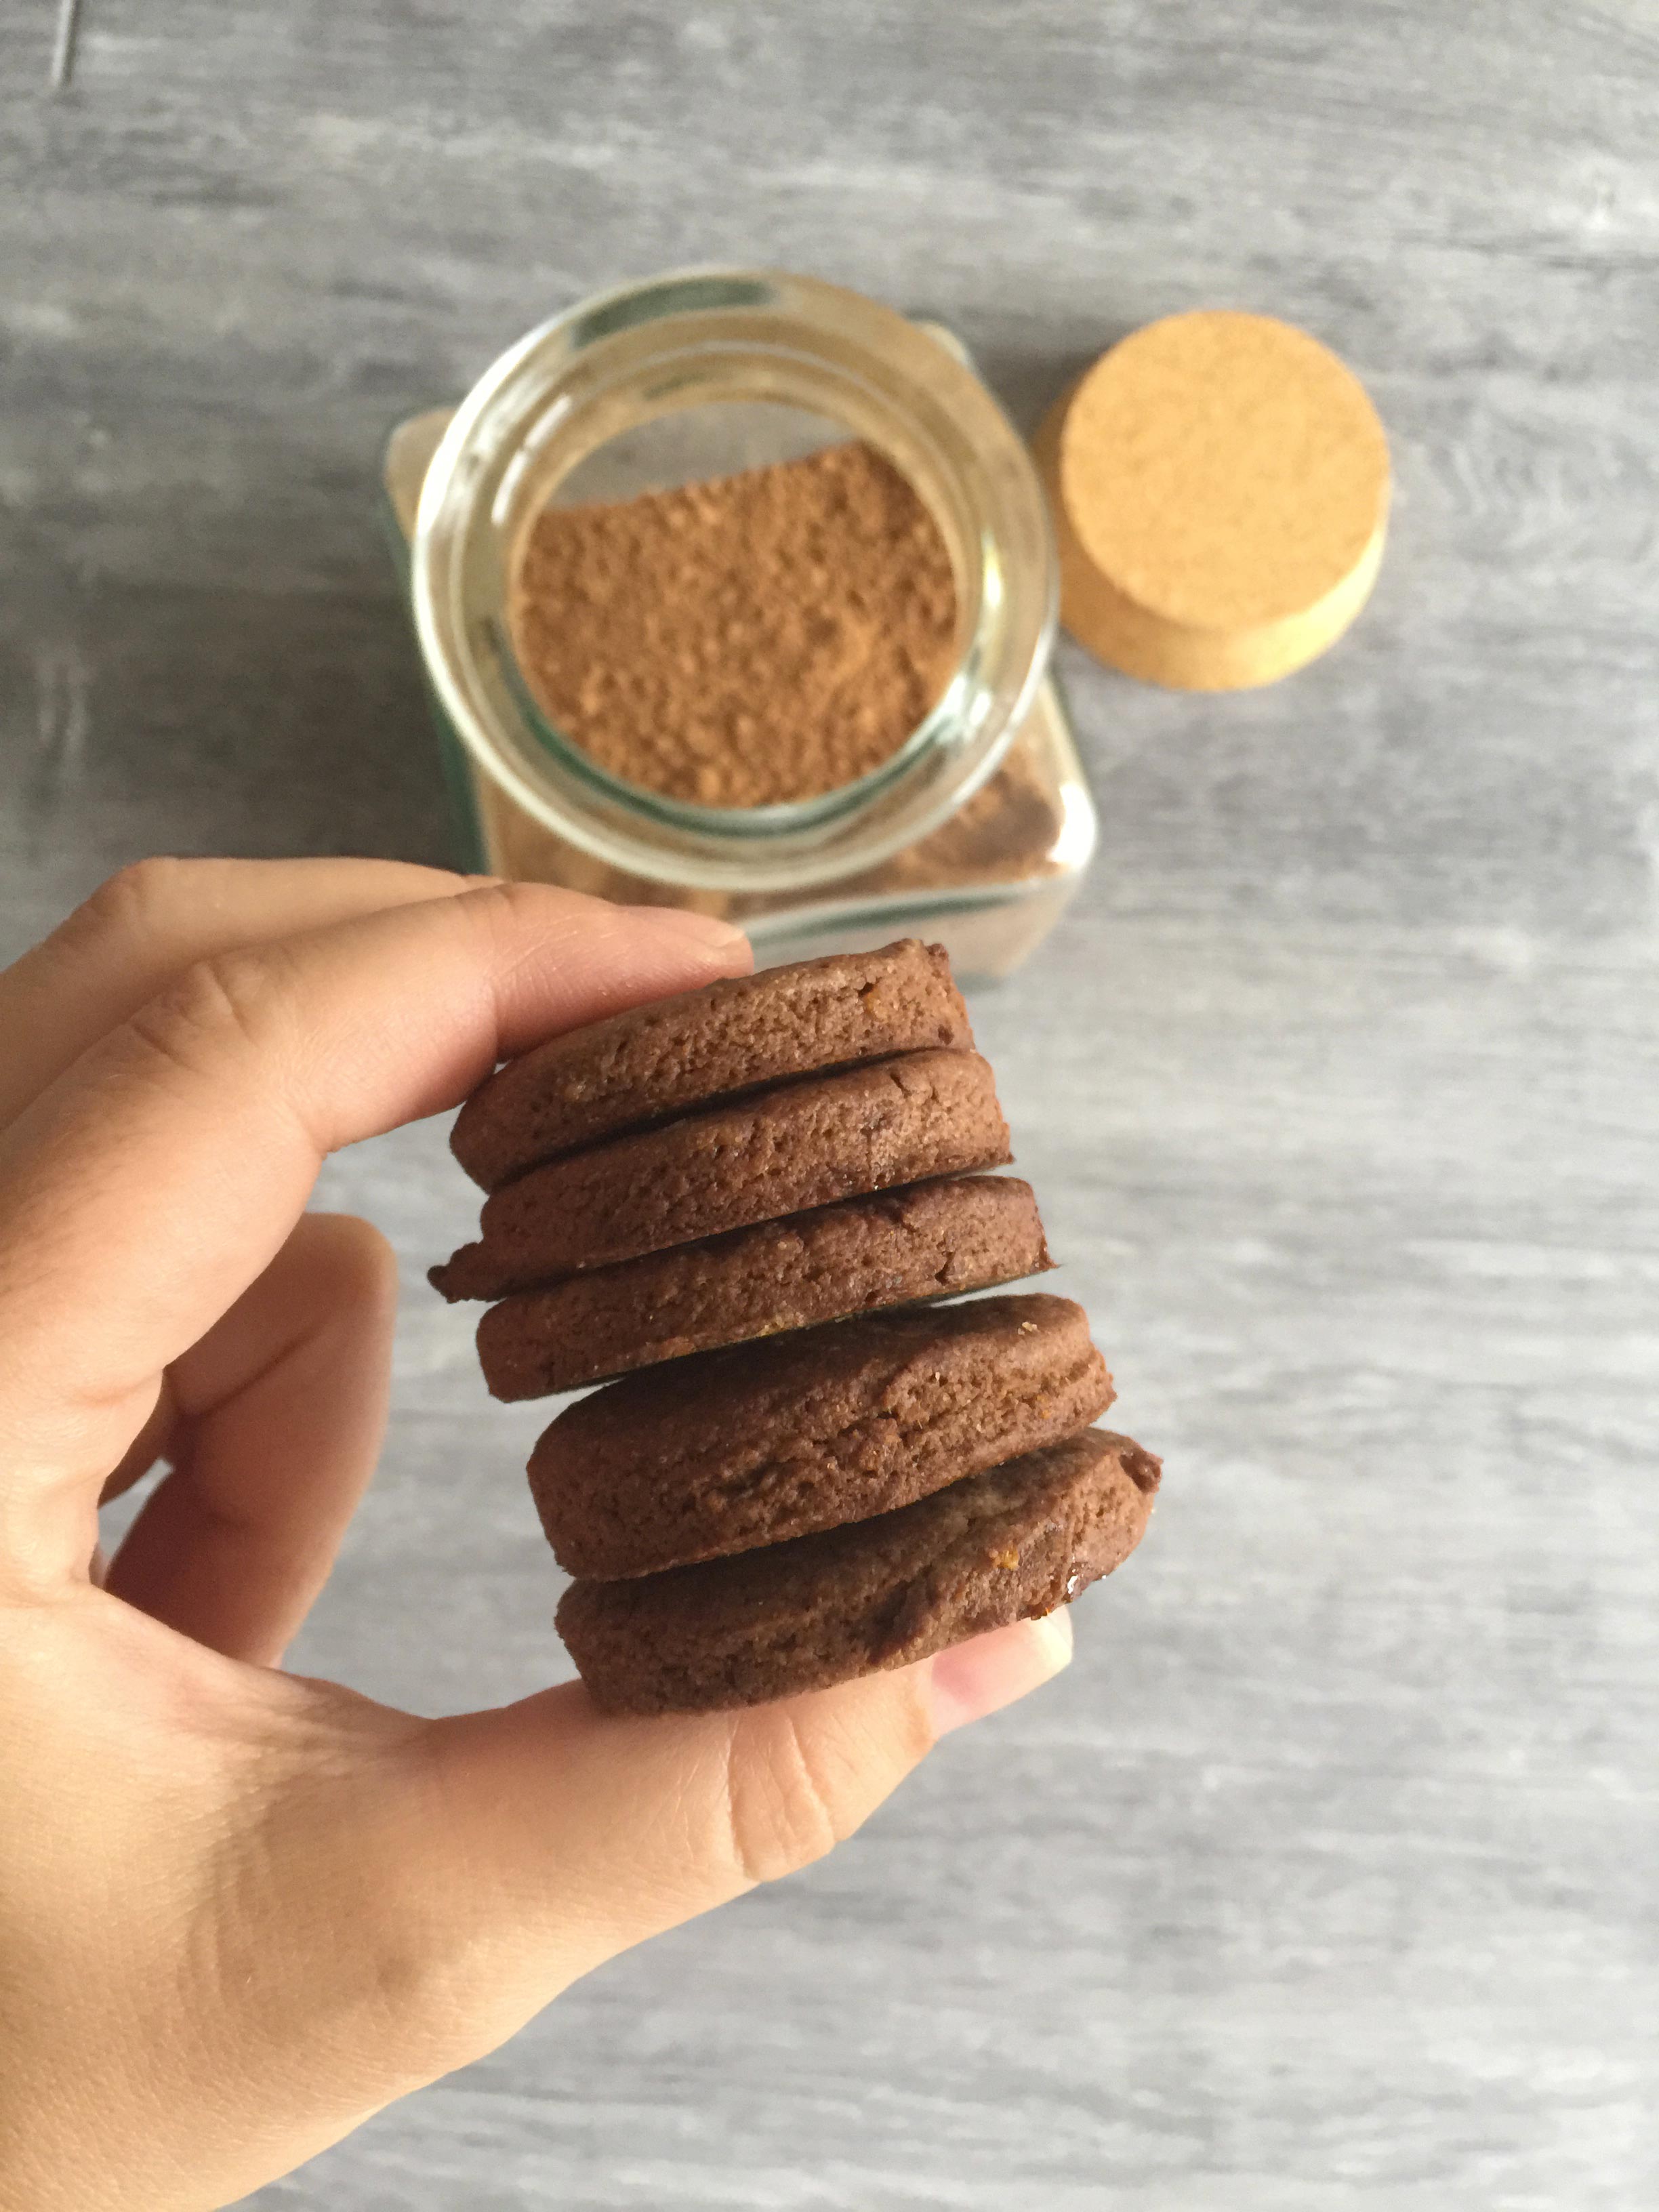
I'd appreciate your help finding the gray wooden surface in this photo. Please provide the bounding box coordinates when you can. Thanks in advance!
[4,3,1658,2205]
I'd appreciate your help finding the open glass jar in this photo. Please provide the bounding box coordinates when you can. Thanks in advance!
[385,269,1096,979]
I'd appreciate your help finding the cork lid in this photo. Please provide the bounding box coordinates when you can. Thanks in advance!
[1034,310,1389,691]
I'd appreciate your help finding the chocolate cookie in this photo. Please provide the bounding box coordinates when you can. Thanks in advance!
[476,1176,1052,1399]
[556,1428,1162,1715]
[451,939,972,1190]
[430,1049,1010,1301]
[529,1292,1111,1579]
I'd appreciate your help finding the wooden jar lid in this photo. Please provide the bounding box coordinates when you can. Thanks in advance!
[1034,310,1389,691]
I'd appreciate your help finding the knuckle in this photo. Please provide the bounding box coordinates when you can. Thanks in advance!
[332,1744,527,2083]
[721,1707,848,1887]
[66,856,197,949]
[123,943,295,1081]
[224,1744,491,2095]
[886,1671,939,1768]
[121,970,228,1084]
[720,1675,937,1888]
[476,877,571,934]
[468,876,594,942]
[344,1887,481,2083]
[477,877,547,922]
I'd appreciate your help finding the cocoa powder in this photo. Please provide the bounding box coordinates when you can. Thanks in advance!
[509,441,958,808]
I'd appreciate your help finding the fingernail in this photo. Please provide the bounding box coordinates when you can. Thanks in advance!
[629,905,751,954]
[927,1610,1073,1738]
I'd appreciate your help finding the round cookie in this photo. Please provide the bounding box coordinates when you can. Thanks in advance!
[451,938,972,1190]
[430,1049,1009,1301]
[556,1428,1163,1715]
[528,1292,1112,1580]
[476,1175,1052,1399]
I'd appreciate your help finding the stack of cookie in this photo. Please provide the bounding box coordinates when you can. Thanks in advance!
[432,940,1160,1714]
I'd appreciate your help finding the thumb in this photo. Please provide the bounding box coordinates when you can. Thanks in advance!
[390,1615,1072,2070]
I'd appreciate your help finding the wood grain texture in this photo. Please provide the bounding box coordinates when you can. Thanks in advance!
[3,3,1657,2205]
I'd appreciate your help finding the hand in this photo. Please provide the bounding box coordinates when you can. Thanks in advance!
[0,858,1071,2211]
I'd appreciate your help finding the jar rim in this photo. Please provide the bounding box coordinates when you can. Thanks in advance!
[411,267,1058,893]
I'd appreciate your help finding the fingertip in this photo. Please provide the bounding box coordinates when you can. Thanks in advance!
[926,1610,1074,1739]
[295,1212,402,1332]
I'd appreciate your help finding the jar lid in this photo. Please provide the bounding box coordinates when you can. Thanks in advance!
[1034,309,1389,691]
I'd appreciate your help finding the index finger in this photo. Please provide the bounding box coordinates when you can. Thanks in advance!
[0,884,750,1586]
[0,857,481,1128]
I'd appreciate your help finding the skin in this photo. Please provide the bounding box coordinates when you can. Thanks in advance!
[0,858,1071,2212]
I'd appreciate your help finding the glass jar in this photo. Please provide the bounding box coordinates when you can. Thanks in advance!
[384,268,1097,979]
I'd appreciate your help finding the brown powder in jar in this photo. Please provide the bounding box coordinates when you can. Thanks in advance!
[472,727,1067,907]
[509,441,958,808]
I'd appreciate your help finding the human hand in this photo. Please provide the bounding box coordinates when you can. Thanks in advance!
[0,859,1072,2211]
